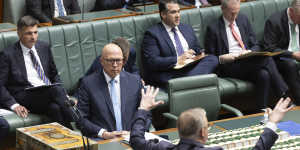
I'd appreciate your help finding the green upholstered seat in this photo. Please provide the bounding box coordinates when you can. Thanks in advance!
[163,74,243,128]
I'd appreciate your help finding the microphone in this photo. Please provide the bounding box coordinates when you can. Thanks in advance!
[81,0,85,22]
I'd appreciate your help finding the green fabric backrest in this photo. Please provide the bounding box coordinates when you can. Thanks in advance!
[77,0,96,12]
[2,0,26,24]
[168,74,221,121]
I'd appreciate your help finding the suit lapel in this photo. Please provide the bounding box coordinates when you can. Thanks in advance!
[119,71,127,129]
[98,72,115,119]
[15,42,28,81]
[35,42,48,74]
[282,9,290,42]
[236,15,247,49]
[159,23,177,56]
[219,17,229,52]
[50,0,55,17]
[178,24,191,49]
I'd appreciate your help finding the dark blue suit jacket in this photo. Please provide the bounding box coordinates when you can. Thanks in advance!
[85,48,139,76]
[205,13,260,57]
[76,71,143,137]
[0,41,61,109]
[130,110,278,150]
[142,23,204,86]
[0,117,9,143]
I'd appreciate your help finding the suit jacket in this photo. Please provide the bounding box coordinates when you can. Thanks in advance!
[76,71,143,137]
[93,0,125,11]
[26,0,81,23]
[130,110,278,150]
[142,23,203,86]
[0,41,61,109]
[263,9,294,58]
[85,48,139,76]
[205,13,260,57]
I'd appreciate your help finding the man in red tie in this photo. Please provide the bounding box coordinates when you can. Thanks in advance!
[204,0,289,111]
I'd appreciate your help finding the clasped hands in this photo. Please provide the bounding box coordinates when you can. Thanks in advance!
[219,50,251,64]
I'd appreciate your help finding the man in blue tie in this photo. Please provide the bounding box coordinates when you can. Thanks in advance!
[26,0,81,23]
[142,0,218,88]
[76,43,144,140]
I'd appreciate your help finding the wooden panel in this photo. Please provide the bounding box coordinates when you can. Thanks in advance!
[0,0,3,22]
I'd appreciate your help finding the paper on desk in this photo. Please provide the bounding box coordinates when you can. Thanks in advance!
[123,132,171,143]
[277,121,300,136]
[0,109,14,116]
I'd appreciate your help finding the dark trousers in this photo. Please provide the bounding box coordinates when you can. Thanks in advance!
[275,58,300,105]
[0,117,9,144]
[17,86,73,127]
[221,56,288,109]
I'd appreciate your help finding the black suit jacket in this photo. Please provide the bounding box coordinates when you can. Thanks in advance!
[76,71,143,137]
[130,110,278,150]
[205,13,260,56]
[26,0,81,23]
[0,41,61,109]
[263,9,295,58]
[93,0,125,11]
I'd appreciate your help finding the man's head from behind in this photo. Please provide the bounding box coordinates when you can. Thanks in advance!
[177,108,209,144]
[221,0,240,24]
[159,0,181,28]
[112,37,130,64]
[290,0,300,24]
[17,16,40,49]
[100,43,124,78]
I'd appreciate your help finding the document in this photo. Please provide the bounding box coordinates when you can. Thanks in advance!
[0,109,14,116]
[122,132,171,144]
[174,54,206,69]
[235,51,284,60]
[25,83,62,92]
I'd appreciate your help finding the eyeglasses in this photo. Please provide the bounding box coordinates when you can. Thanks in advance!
[104,58,123,65]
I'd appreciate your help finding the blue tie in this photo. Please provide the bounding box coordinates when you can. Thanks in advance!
[109,79,122,131]
[29,50,51,85]
[172,27,184,56]
[56,0,65,16]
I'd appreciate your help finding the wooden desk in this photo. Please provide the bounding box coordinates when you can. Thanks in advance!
[96,106,300,150]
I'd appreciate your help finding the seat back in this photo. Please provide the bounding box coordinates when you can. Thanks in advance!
[2,0,26,24]
[168,74,221,122]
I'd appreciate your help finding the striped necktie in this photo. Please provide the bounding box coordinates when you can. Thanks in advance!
[109,79,122,131]
[172,27,184,56]
[29,50,51,85]
[230,23,246,50]
[56,0,65,16]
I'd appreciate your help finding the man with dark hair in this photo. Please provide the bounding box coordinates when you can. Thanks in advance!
[85,37,139,76]
[142,0,218,87]
[130,87,293,150]
[263,0,300,105]
[76,42,143,140]
[0,16,72,128]
[26,0,81,23]
[205,0,289,109]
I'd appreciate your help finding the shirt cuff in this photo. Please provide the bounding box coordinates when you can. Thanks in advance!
[98,128,107,138]
[10,103,20,111]
[266,122,278,132]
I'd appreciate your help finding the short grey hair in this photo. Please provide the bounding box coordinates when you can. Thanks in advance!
[221,0,240,9]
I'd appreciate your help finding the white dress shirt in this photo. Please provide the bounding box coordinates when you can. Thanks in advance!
[162,22,190,58]
[223,17,244,56]
[287,8,299,52]
[54,0,67,17]
[98,71,121,138]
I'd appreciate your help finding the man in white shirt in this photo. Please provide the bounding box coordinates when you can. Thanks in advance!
[263,0,300,105]
[0,16,73,128]
[205,0,289,110]
[26,0,81,23]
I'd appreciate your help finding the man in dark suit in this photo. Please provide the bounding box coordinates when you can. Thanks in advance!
[26,0,81,23]
[130,87,293,150]
[0,117,9,145]
[85,37,139,76]
[205,0,289,109]
[142,0,218,87]
[0,16,72,127]
[76,42,143,139]
[263,0,300,105]
[92,0,148,11]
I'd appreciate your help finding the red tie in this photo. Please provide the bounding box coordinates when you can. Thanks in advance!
[230,23,245,50]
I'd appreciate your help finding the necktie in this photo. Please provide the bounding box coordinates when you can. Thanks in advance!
[29,50,51,85]
[230,23,246,50]
[56,0,65,16]
[171,28,184,56]
[109,79,122,131]
[290,23,299,52]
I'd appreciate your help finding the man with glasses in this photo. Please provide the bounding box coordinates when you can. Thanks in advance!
[76,43,144,140]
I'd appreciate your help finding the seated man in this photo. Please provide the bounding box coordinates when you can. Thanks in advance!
[92,0,149,12]
[0,16,72,128]
[0,117,9,145]
[263,0,300,105]
[76,43,143,140]
[130,87,293,150]
[205,0,289,109]
[85,37,139,76]
[142,0,218,88]
[26,0,81,23]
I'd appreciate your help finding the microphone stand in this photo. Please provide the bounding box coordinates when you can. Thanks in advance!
[143,0,146,13]
[81,0,85,22]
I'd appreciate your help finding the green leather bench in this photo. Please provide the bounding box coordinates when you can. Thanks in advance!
[0,0,294,134]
